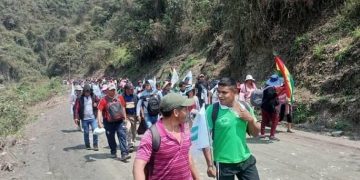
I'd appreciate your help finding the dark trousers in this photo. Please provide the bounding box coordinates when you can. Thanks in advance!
[103,120,128,156]
[216,155,260,180]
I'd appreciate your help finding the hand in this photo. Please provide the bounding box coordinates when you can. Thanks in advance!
[74,119,79,126]
[233,101,254,123]
[238,107,254,123]
[137,116,141,121]
[207,166,216,178]
[98,121,104,128]
[93,102,97,107]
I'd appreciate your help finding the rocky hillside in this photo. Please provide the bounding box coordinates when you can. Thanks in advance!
[0,0,359,135]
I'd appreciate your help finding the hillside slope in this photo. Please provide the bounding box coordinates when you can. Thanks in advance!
[0,0,359,134]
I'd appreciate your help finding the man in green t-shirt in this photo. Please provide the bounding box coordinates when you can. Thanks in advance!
[202,77,260,180]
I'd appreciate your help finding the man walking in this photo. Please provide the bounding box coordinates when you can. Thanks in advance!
[123,83,138,152]
[136,80,162,128]
[202,77,260,180]
[133,93,199,180]
[97,83,130,161]
[74,84,99,150]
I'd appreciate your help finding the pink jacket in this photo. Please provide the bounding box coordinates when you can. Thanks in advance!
[239,83,257,103]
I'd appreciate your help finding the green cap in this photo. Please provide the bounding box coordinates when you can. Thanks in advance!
[160,93,194,112]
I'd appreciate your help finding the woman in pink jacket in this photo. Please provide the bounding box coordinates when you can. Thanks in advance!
[239,75,257,103]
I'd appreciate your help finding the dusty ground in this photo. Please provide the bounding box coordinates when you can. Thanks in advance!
[1,95,360,180]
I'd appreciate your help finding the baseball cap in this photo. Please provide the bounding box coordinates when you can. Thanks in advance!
[108,83,116,90]
[160,93,194,112]
[83,84,91,91]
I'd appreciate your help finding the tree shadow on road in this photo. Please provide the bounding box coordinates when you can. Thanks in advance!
[246,137,273,144]
[63,144,86,152]
[84,153,110,162]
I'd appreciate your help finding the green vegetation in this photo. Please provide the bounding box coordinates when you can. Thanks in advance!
[293,103,312,124]
[0,0,359,136]
[180,56,199,74]
[312,44,326,61]
[0,78,64,136]
[291,34,310,54]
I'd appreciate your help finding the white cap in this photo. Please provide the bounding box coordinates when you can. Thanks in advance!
[108,83,116,90]
[245,75,255,81]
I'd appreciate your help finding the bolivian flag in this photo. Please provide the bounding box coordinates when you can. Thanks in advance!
[275,56,295,104]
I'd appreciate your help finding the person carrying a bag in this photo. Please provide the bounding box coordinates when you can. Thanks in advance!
[97,83,130,161]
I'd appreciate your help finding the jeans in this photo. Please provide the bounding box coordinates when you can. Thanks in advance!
[103,120,128,156]
[144,113,158,128]
[81,119,98,146]
[216,155,260,180]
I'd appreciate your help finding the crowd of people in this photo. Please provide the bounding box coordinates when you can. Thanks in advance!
[69,71,294,180]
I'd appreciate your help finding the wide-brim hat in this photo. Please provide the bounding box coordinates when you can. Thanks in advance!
[245,75,255,82]
[160,93,194,112]
[266,74,284,87]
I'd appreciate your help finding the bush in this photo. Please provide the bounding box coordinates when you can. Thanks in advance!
[293,103,311,124]
[0,78,64,137]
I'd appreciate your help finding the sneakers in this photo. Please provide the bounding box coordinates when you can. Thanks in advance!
[128,145,135,153]
[85,145,91,150]
[93,144,99,151]
[109,153,117,159]
[119,154,131,162]
[287,129,294,133]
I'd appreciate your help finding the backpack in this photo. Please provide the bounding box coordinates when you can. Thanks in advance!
[105,96,125,122]
[145,125,161,179]
[146,95,161,116]
[250,89,263,107]
[250,86,274,107]
[211,101,252,140]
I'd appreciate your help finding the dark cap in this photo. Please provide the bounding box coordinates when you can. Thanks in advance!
[160,93,194,112]
[83,84,91,91]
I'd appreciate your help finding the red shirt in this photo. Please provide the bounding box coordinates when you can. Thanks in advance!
[97,95,126,121]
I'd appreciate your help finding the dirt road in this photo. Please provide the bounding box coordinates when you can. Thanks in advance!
[1,95,360,180]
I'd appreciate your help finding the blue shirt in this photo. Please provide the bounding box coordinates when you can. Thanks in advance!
[124,94,137,115]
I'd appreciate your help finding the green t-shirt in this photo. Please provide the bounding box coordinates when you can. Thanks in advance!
[206,104,252,163]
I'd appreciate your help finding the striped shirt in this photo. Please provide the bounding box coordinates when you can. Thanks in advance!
[135,119,192,180]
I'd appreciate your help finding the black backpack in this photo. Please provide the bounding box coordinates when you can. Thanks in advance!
[211,101,252,140]
[147,95,160,116]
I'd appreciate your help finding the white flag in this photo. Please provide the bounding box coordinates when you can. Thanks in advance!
[183,71,193,85]
[191,106,210,150]
[170,68,179,88]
